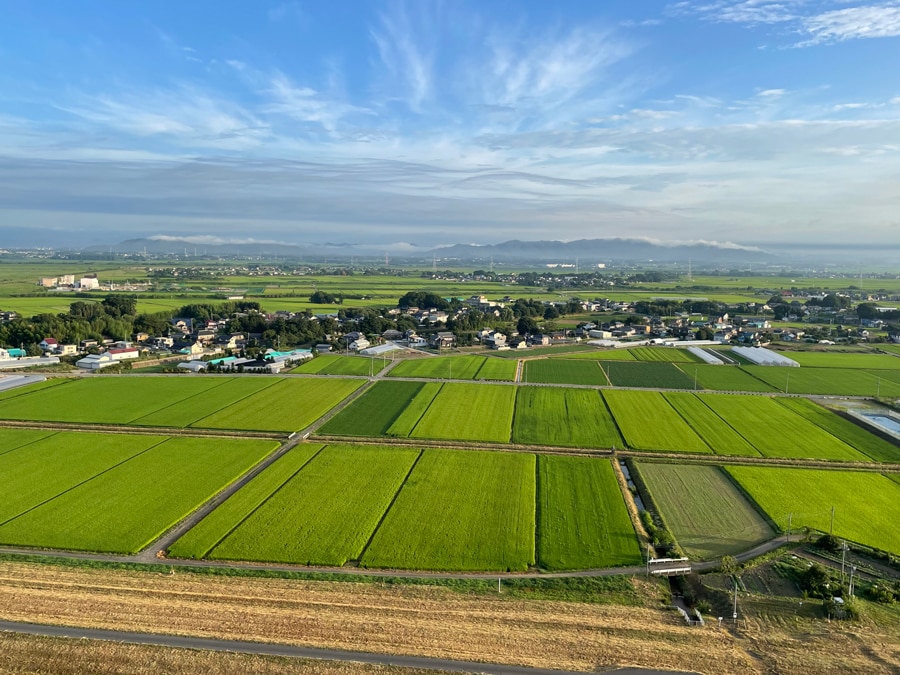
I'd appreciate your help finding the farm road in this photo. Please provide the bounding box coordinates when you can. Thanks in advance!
[0,621,698,675]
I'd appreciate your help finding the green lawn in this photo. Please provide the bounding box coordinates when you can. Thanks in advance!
[602,390,712,454]
[512,387,623,448]
[209,445,420,565]
[727,467,900,554]
[410,383,516,443]
[537,456,640,569]
[0,437,277,553]
[638,463,774,559]
[360,449,536,571]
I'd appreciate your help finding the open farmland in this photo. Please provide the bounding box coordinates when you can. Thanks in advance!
[663,393,761,457]
[549,349,637,360]
[602,390,712,454]
[192,378,363,432]
[744,366,900,397]
[360,450,535,571]
[726,466,900,554]
[290,354,380,376]
[387,355,486,380]
[784,351,900,369]
[775,398,900,463]
[385,383,443,437]
[209,445,420,566]
[522,359,607,385]
[409,383,515,443]
[511,387,623,448]
[681,365,775,392]
[168,444,323,559]
[601,361,695,389]
[471,357,518,381]
[630,347,702,363]
[0,437,277,553]
[130,378,278,427]
[0,378,66,402]
[537,456,640,569]
[318,380,423,436]
[699,394,870,462]
[0,428,54,457]
[637,463,774,559]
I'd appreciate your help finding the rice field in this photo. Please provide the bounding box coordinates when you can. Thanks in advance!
[387,355,487,380]
[360,450,536,571]
[209,445,420,566]
[522,359,608,385]
[537,456,641,569]
[681,365,775,393]
[630,347,703,363]
[548,349,638,361]
[512,387,623,448]
[638,463,774,559]
[744,366,900,397]
[699,394,871,462]
[727,466,900,554]
[318,380,424,436]
[472,357,518,381]
[663,393,761,457]
[785,352,900,370]
[0,436,278,553]
[410,383,516,443]
[774,398,900,463]
[602,390,712,454]
[0,428,55,458]
[290,355,380,376]
[601,362,695,389]
[385,383,443,437]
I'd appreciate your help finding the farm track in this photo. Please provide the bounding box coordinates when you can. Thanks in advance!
[0,419,285,440]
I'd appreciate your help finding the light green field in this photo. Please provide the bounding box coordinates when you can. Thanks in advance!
[318,380,423,436]
[785,352,900,370]
[548,349,638,361]
[388,355,487,380]
[681,365,775,392]
[663,393,761,457]
[512,387,623,448]
[744,367,900,397]
[130,378,279,427]
[191,378,364,432]
[385,383,443,437]
[774,398,900,463]
[360,450,536,571]
[639,463,774,559]
[602,361,695,389]
[209,445,420,566]
[291,355,379,376]
[0,436,277,553]
[727,467,900,554]
[410,383,516,443]
[523,359,608,385]
[167,444,323,559]
[0,428,55,457]
[602,390,711,454]
[472,357,518,381]
[0,378,68,403]
[699,395,871,462]
[630,347,703,364]
[537,456,640,570]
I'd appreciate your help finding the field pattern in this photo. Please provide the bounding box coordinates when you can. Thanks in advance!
[744,366,900,397]
[774,398,900,463]
[602,362,694,389]
[512,387,623,448]
[0,378,66,403]
[385,383,443,437]
[210,445,420,565]
[602,390,711,454]
[631,347,702,363]
[663,393,761,457]
[680,365,775,393]
[472,357,518,381]
[785,352,900,370]
[131,378,278,427]
[410,383,516,443]
[699,395,869,462]
[0,437,277,553]
[388,356,486,380]
[319,380,423,436]
[727,467,900,553]
[360,450,536,571]
[0,428,55,457]
[192,378,363,432]
[522,359,607,385]
[549,349,637,361]
[291,355,379,376]
[168,444,323,559]
[638,463,774,559]
[537,456,640,569]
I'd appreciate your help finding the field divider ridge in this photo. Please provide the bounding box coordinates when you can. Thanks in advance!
[0,419,285,440]
[295,379,378,437]
[355,448,424,566]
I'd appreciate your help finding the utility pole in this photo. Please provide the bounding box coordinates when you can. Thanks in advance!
[787,513,792,542]
[841,541,848,583]
[830,505,835,535]
[733,577,738,623]
[849,566,856,598]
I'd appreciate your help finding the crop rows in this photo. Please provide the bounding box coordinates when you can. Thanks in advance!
[630,347,702,363]
[410,383,516,443]
[601,361,695,389]
[388,355,514,381]
[291,354,380,376]
[319,380,425,436]
[602,390,711,454]
[523,359,607,385]
[512,387,623,448]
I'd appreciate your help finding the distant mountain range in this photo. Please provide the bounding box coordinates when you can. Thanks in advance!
[82,236,773,264]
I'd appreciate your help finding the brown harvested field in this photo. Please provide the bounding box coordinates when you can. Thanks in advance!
[0,561,897,674]
[0,633,441,675]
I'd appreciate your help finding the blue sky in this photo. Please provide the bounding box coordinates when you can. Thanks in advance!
[1,0,898,251]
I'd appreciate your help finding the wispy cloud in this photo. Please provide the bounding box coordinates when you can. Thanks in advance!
[800,4,900,44]
[370,1,437,112]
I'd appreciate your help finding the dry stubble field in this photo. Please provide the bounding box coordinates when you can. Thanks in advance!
[0,562,899,674]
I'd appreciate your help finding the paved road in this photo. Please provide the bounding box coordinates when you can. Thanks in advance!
[0,621,697,675]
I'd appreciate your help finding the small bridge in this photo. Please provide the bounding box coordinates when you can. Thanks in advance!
[647,557,692,577]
